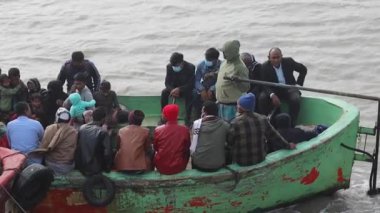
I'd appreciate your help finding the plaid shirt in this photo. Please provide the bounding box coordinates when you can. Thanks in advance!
[227,112,289,166]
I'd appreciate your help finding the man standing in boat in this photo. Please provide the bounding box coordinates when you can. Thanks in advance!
[161,52,195,126]
[227,93,296,166]
[258,47,307,126]
[215,40,250,122]
[58,51,101,93]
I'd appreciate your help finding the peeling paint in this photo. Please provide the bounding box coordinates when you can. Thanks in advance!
[185,196,220,208]
[230,201,242,207]
[337,167,347,183]
[300,167,319,185]
[239,191,253,197]
[146,205,174,213]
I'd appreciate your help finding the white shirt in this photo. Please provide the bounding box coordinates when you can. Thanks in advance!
[274,64,286,84]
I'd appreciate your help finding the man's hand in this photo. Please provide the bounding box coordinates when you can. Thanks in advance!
[289,143,297,150]
[170,87,180,98]
[206,90,213,100]
[271,94,281,107]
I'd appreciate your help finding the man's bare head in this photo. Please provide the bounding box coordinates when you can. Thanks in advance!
[268,47,282,68]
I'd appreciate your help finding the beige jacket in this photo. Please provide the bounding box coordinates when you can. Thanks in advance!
[40,123,78,164]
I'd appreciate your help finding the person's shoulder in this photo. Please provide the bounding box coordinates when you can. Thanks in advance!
[184,61,195,70]
[196,61,205,68]
[261,60,272,67]
[61,60,72,68]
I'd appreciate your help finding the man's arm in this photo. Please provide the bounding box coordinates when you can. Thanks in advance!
[101,131,112,172]
[194,63,205,92]
[179,64,195,93]
[234,65,250,93]
[111,91,120,109]
[290,58,307,86]
[57,64,67,86]
[88,61,101,91]
[164,65,175,91]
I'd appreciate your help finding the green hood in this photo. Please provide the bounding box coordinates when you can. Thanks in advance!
[221,40,240,62]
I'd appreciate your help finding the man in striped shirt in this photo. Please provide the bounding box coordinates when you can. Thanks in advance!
[227,93,296,166]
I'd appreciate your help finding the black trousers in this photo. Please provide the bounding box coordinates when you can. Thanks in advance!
[161,88,193,124]
[258,88,301,126]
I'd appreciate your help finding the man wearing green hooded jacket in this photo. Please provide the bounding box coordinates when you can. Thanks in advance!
[215,40,250,122]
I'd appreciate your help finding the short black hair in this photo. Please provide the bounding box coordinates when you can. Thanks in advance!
[71,51,85,62]
[15,102,29,115]
[8,67,20,77]
[205,48,219,61]
[0,74,9,83]
[129,110,145,126]
[92,107,107,122]
[203,101,218,116]
[117,110,129,123]
[170,52,184,65]
[100,80,111,90]
[73,72,87,82]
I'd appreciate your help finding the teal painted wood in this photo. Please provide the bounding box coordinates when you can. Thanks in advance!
[45,96,359,212]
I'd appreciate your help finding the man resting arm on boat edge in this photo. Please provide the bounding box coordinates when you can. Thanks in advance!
[226,93,296,166]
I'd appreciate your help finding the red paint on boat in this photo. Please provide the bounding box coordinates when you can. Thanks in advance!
[32,189,107,213]
[147,205,174,213]
[337,167,347,183]
[186,196,220,208]
[239,191,253,197]
[300,167,319,185]
[230,201,242,207]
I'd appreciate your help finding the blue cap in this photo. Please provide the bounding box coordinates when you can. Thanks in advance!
[238,93,256,111]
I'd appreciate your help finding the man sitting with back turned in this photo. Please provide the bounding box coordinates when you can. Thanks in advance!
[191,101,229,172]
[75,107,112,176]
[258,47,307,126]
[215,40,250,122]
[7,102,44,165]
[154,104,190,175]
[227,93,296,166]
[161,52,195,126]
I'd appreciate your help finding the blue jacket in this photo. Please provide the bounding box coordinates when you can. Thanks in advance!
[194,60,221,93]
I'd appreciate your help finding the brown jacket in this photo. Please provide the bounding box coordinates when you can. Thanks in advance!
[114,125,151,171]
[40,123,78,164]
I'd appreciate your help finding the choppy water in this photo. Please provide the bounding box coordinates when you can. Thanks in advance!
[1,0,380,212]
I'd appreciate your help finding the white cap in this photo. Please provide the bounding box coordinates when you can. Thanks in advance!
[55,107,71,122]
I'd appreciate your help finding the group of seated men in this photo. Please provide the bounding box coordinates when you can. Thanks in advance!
[0,40,323,176]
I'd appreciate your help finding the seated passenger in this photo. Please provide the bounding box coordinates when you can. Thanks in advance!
[8,68,28,104]
[75,107,112,176]
[94,80,120,127]
[258,47,307,126]
[193,48,221,118]
[240,52,262,97]
[63,72,94,109]
[39,108,77,175]
[110,110,129,155]
[161,52,195,126]
[226,93,296,166]
[114,110,152,173]
[43,80,68,126]
[26,78,47,102]
[7,102,44,165]
[29,93,48,128]
[268,113,319,153]
[191,101,229,172]
[154,104,190,175]
[0,74,21,122]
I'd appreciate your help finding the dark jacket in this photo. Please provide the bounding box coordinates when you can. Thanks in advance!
[248,61,262,95]
[75,122,112,176]
[261,57,307,95]
[93,90,119,114]
[165,61,195,94]
[153,121,190,175]
[57,59,101,92]
[268,128,317,153]
[43,80,68,125]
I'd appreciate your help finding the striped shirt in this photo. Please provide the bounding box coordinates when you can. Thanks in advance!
[227,112,289,166]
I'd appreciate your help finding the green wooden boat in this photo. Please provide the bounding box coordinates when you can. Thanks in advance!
[33,95,360,213]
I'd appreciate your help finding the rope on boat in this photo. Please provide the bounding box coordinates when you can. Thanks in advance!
[340,143,376,191]
[224,166,240,190]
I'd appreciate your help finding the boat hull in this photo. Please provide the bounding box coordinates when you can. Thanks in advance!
[33,96,359,212]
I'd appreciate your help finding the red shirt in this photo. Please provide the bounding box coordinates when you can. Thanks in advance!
[153,121,190,175]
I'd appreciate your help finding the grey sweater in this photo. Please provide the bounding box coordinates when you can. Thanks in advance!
[192,117,229,169]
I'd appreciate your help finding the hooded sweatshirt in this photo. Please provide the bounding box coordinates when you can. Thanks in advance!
[68,93,96,119]
[216,40,250,103]
[192,117,229,169]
